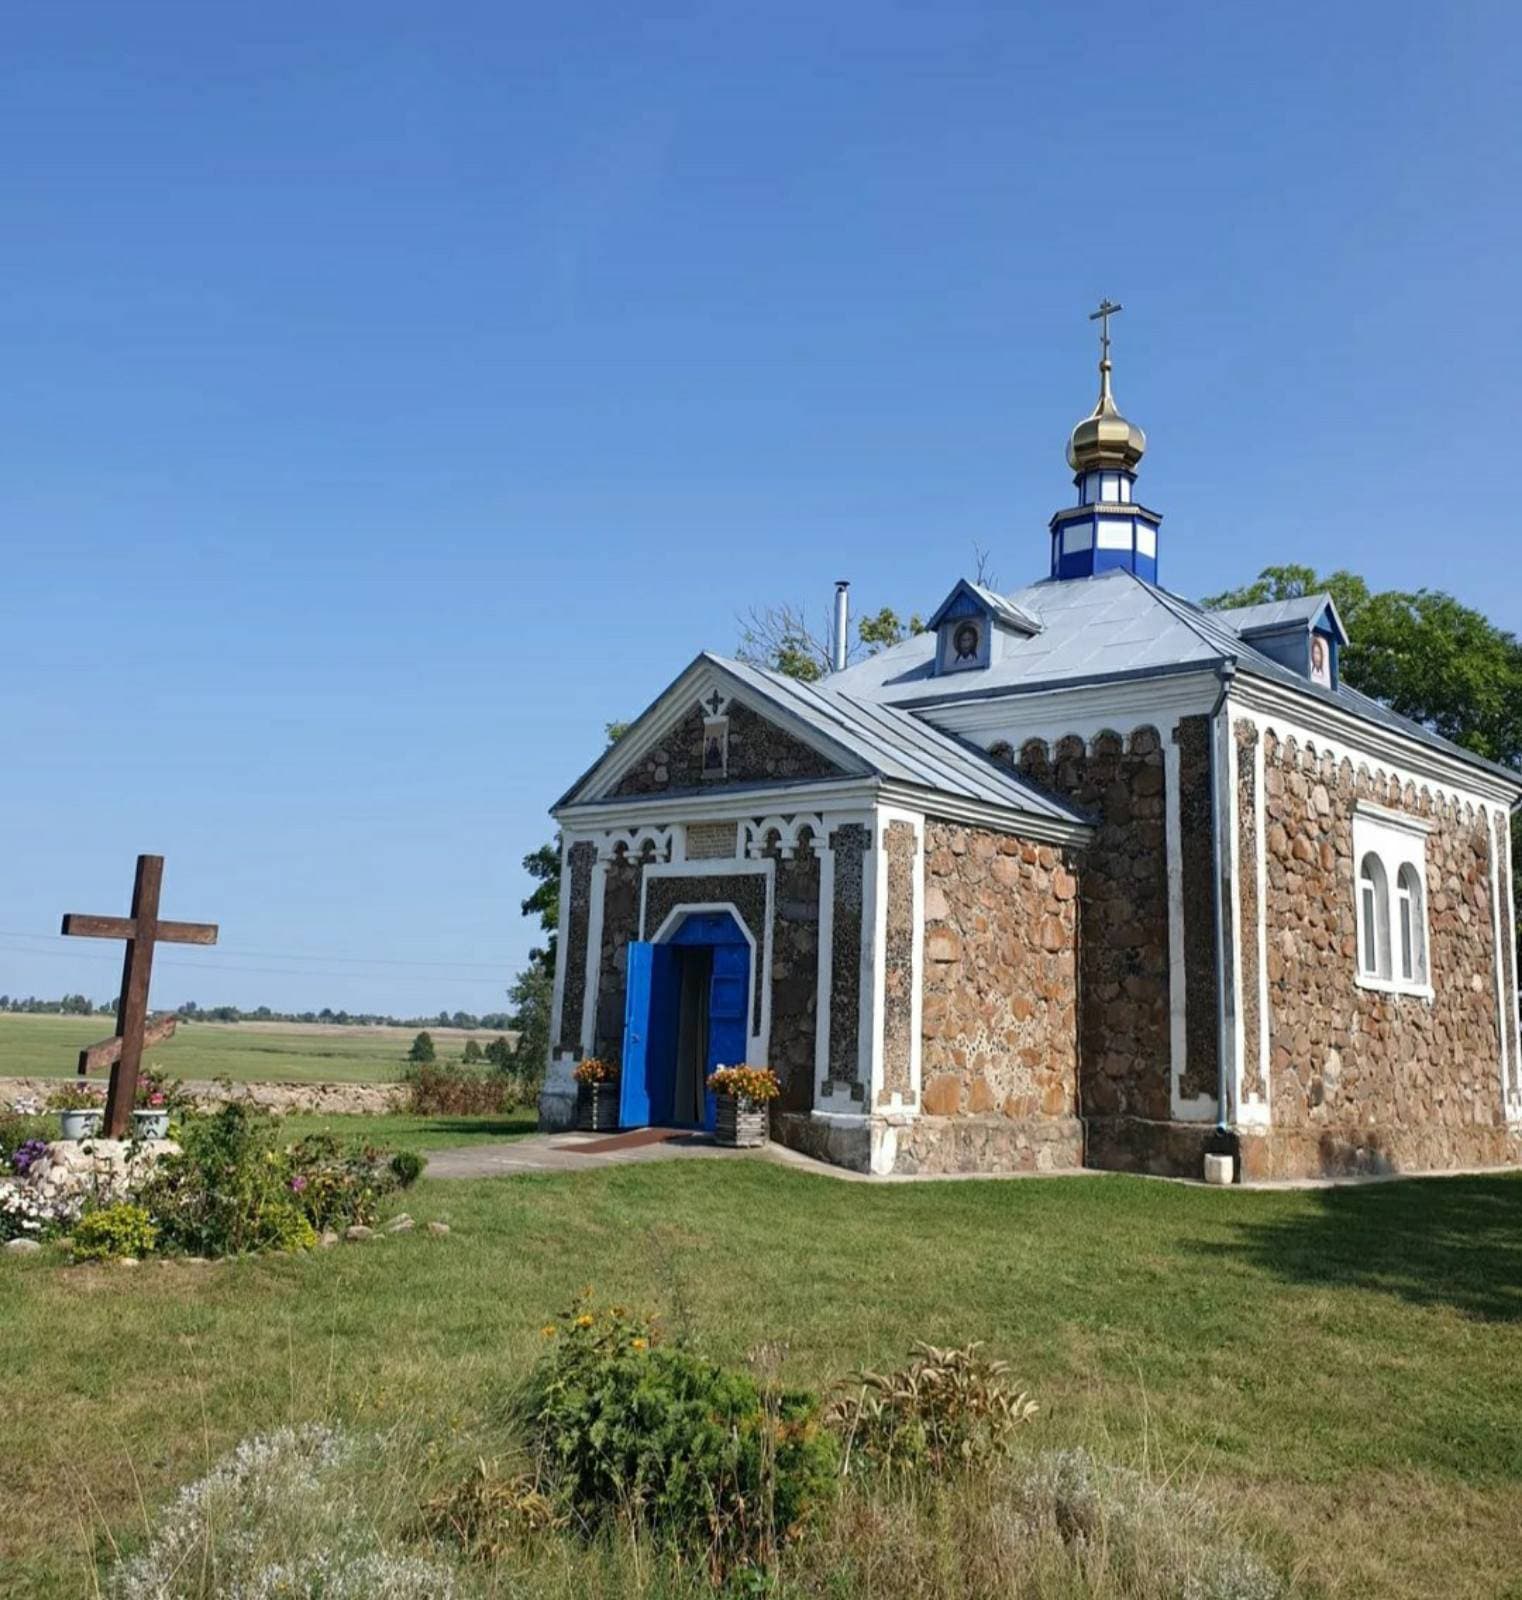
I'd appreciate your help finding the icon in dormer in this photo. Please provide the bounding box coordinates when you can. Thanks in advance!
[953,621,981,662]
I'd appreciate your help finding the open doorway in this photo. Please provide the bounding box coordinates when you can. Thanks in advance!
[619,910,752,1132]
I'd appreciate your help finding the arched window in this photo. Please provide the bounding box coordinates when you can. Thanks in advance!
[1395,863,1426,984]
[1358,853,1391,979]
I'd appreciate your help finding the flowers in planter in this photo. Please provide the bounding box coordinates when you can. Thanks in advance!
[572,1057,619,1086]
[47,1082,104,1112]
[706,1065,781,1103]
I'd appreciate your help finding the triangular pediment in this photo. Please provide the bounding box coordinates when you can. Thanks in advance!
[556,657,867,810]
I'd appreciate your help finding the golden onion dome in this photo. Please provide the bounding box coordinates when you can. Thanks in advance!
[1066,358,1146,474]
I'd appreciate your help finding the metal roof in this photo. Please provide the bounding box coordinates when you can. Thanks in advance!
[1213,594,1350,644]
[829,569,1519,790]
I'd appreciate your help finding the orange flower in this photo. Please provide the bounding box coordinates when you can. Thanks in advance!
[575,1313,595,1329]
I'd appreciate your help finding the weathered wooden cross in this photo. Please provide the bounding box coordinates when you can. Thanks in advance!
[61,855,218,1138]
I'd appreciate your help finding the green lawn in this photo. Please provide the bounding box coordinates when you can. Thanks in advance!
[278,1107,538,1150]
[1,1158,1519,1598]
[0,1012,507,1084]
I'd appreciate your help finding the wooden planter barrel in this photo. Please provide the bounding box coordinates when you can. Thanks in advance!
[715,1094,769,1148]
[576,1082,620,1132]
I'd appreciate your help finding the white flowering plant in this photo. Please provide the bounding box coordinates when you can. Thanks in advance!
[0,1179,79,1243]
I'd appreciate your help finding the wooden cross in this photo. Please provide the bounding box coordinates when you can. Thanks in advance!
[61,855,218,1138]
[1089,298,1123,365]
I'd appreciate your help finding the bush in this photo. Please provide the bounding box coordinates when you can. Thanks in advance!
[408,1030,436,1064]
[105,1424,462,1600]
[137,1103,319,1257]
[462,1039,483,1064]
[72,1203,158,1262]
[389,1149,425,1188]
[407,1061,516,1116]
[826,1341,1037,1476]
[284,1132,401,1231]
[519,1294,838,1577]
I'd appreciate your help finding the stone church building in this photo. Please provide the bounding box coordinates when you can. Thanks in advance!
[540,322,1522,1181]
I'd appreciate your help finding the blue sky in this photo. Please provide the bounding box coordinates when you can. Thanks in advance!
[3,0,1519,1017]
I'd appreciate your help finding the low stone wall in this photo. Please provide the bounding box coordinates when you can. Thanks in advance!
[0,1078,408,1117]
[24,1138,178,1204]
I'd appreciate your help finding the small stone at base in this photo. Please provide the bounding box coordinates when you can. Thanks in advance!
[426,1221,450,1237]
[117,1257,141,1267]
[344,1225,373,1242]
[4,1238,42,1256]
[385,1215,415,1234]
[320,1231,339,1248]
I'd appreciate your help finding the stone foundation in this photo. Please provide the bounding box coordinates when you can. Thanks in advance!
[1084,1115,1221,1178]
[772,1110,1084,1176]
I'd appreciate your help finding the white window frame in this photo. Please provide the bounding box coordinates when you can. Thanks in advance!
[1352,803,1433,999]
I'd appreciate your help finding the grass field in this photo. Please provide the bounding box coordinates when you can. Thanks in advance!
[0,1011,510,1084]
[1,1148,1518,1598]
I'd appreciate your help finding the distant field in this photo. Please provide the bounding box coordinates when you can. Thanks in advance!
[0,1013,514,1084]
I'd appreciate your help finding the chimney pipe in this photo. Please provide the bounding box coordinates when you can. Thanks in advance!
[832,580,850,674]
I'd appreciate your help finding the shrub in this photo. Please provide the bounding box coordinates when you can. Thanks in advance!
[483,1035,514,1070]
[408,1030,436,1064]
[421,1459,567,1560]
[462,1038,483,1064]
[519,1294,838,1576]
[137,1103,319,1256]
[407,1061,515,1116]
[105,1424,462,1600]
[826,1341,1037,1476]
[72,1203,158,1262]
[389,1149,425,1188]
[284,1132,401,1231]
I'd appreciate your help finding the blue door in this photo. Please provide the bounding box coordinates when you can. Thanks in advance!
[622,915,751,1133]
[619,942,678,1129]
[703,943,750,1131]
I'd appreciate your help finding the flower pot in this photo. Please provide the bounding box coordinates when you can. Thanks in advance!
[576,1082,620,1132]
[133,1109,170,1140]
[715,1094,769,1149]
[58,1108,103,1141]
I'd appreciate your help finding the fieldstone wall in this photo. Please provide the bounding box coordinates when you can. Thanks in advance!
[613,702,845,796]
[880,822,916,1106]
[1236,721,1264,1102]
[22,1138,177,1205]
[0,1079,408,1117]
[825,824,869,1103]
[1019,729,1171,1133]
[768,845,821,1113]
[558,841,597,1052]
[1498,814,1520,1098]
[920,821,1080,1124]
[593,846,650,1061]
[1255,729,1522,1177]
[1176,716,1220,1103]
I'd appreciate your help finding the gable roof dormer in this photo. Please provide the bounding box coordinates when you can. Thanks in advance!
[1214,593,1350,689]
[926,579,1042,677]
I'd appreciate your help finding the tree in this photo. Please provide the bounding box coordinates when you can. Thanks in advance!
[736,599,926,681]
[462,1038,483,1064]
[484,1035,514,1070]
[408,1030,436,1065]
[1206,564,1522,958]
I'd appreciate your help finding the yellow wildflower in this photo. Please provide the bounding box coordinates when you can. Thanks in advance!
[575,1314,595,1329]
[631,1337,648,1351]
[541,1324,557,1338]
